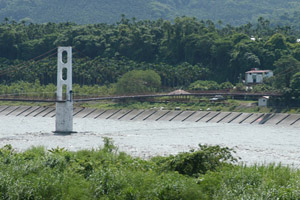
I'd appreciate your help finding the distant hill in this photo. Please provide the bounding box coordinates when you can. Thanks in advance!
[1,0,300,26]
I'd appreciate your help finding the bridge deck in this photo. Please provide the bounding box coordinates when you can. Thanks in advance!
[0,91,282,103]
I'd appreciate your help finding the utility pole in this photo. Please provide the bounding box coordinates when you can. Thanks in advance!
[54,47,75,134]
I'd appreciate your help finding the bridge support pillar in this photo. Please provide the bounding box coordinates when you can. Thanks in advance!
[54,47,75,134]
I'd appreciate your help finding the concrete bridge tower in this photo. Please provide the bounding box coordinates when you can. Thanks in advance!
[55,47,75,134]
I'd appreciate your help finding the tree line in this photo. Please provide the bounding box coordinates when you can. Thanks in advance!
[1,16,300,94]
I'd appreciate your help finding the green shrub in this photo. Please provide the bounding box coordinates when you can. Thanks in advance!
[116,70,161,95]
[252,84,276,93]
[188,80,220,91]
[1,140,300,199]
[0,81,116,99]
[202,164,300,199]
[235,83,246,91]
[152,144,238,177]
[220,81,234,90]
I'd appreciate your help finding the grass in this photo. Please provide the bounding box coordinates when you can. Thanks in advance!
[1,81,298,113]
[0,140,300,199]
[76,99,276,113]
[0,101,54,107]
[0,99,289,114]
[0,81,297,113]
[0,93,299,114]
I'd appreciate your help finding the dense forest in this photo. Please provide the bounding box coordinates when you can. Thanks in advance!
[2,0,300,27]
[1,16,300,96]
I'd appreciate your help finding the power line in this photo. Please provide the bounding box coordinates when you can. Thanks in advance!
[0,47,57,76]
[0,51,57,77]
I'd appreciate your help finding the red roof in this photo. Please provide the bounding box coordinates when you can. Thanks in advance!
[245,70,272,74]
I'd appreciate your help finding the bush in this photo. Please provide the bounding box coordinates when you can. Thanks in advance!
[220,81,234,90]
[252,84,276,93]
[0,140,206,200]
[152,144,238,177]
[116,70,161,95]
[235,83,246,91]
[1,140,300,199]
[188,80,220,91]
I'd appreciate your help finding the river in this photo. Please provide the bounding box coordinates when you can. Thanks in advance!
[0,116,299,167]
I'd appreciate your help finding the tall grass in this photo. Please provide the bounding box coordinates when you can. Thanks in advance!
[0,140,300,199]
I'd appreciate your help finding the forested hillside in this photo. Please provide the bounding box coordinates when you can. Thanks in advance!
[1,16,300,96]
[1,0,300,26]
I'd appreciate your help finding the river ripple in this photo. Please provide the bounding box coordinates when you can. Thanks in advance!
[1,116,299,167]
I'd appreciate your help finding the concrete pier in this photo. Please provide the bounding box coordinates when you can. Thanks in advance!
[55,47,75,134]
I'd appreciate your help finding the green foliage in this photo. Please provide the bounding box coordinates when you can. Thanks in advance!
[1,16,300,103]
[252,84,277,93]
[234,83,246,92]
[201,164,300,199]
[188,80,219,91]
[290,72,300,98]
[1,140,300,199]
[219,82,233,90]
[0,81,116,98]
[0,16,300,90]
[273,55,300,89]
[0,139,207,199]
[2,0,300,27]
[116,70,161,94]
[265,33,288,51]
[152,145,238,177]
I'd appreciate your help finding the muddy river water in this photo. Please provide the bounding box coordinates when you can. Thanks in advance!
[0,116,300,167]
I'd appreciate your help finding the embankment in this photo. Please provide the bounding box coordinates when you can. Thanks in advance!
[1,105,299,126]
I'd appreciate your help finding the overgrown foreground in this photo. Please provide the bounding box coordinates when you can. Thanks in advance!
[0,139,300,200]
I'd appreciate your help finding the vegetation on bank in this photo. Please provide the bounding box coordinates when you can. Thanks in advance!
[1,17,300,88]
[0,80,296,113]
[0,80,271,113]
[1,16,300,109]
[0,139,299,199]
[0,100,279,114]
[75,100,274,114]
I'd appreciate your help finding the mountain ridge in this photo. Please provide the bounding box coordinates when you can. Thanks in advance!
[1,0,300,26]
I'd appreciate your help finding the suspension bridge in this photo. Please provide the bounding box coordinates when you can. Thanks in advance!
[0,47,284,103]
[0,47,292,133]
[0,91,282,103]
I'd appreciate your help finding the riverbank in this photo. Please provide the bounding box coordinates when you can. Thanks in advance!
[1,105,300,126]
[1,109,300,198]
[1,139,300,199]
[1,115,300,166]
[1,99,300,114]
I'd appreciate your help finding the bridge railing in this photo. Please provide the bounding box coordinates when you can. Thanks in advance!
[0,90,283,103]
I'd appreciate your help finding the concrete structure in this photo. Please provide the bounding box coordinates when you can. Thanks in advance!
[55,47,75,134]
[258,96,269,107]
[245,68,273,84]
[3,105,300,126]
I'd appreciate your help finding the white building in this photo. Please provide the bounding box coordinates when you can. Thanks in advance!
[245,68,273,84]
[258,96,269,107]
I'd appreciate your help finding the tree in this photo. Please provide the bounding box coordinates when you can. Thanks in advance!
[116,70,161,94]
[265,33,287,51]
[290,72,300,98]
[273,55,300,89]
[188,80,219,91]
